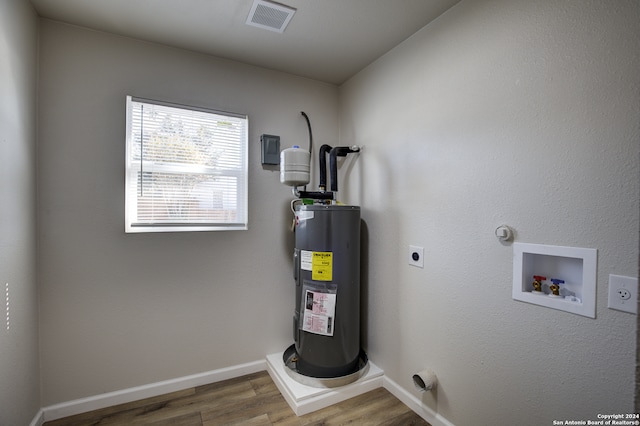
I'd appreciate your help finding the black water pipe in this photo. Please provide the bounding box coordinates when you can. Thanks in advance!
[300,112,313,156]
[318,144,333,191]
[330,146,360,192]
[299,112,313,192]
[297,190,334,201]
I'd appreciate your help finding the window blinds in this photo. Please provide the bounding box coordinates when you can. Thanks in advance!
[125,96,248,232]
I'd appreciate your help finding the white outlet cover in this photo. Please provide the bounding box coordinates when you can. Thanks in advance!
[409,245,424,268]
[608,274,638,314]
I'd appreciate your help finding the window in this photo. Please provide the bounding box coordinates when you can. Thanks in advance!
[125,96,248,232]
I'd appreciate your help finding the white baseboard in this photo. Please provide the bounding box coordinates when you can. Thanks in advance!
[28,409,44,426]
[38,358,455,426]
[41,359,266,422]
[382,376,455,426]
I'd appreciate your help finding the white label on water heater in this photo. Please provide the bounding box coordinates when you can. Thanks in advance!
[300,250,313,271]
[296,211,314,222]
[302,290,336,336]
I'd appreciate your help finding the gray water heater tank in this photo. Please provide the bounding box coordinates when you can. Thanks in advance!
[293,204,361,378]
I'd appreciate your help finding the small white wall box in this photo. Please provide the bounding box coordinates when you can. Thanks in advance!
[512,243,597,318]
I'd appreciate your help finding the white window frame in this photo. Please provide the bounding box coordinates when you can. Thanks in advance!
[125,96,248,233]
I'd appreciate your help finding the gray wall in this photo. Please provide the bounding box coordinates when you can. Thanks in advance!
[340,0,639,424]
[28,1,640,423]
[0,0,40,424]
[37,19,339,405]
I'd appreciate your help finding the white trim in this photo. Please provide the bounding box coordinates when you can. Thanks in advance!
[38,358,456,426]
[28,409,44,426]
[266,352,384,416]
[383,375,456,426]
[41,360,265,422]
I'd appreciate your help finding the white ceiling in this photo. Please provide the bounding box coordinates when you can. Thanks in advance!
[29,0,461,85]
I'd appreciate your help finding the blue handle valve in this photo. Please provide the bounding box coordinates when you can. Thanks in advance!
[549,278,565,296]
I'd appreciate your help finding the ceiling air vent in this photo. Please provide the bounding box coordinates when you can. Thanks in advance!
[245,0,296,33]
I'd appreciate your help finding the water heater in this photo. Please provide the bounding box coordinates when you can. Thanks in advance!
[279,111,364,383]
[292,204,361,377]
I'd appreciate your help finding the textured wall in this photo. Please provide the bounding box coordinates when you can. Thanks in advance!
[37,20,339,405]
[0,0,40,424]
[340,0,639,424]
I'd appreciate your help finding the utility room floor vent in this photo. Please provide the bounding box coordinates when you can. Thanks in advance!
[246,0,296,33]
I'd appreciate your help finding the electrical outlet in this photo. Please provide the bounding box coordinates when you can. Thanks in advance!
[617,289,631,300]
[409,245,424,268]
[608,274,638,314]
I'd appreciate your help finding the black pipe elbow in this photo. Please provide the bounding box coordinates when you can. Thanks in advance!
[329,146,359,192]
[319,144,333,190]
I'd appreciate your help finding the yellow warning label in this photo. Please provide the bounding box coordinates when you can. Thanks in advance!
[312,251,333,281]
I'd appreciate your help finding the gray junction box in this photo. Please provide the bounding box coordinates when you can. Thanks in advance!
[293,204,361,378]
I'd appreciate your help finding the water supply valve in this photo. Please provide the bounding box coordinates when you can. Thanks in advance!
[532,275,546,293]
[549,278,565,297]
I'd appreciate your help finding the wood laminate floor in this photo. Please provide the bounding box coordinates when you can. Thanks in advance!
[43,371,430,426]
